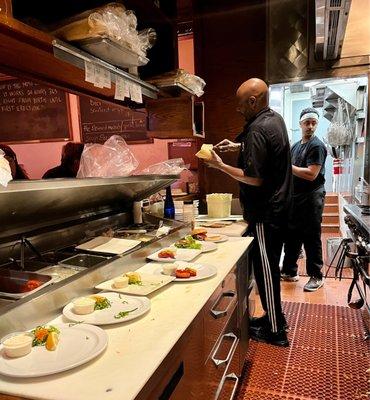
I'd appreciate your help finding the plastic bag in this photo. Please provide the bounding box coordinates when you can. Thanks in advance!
[327,99,353,146]
[77,135,138,178]
[136,158,187,175]
[53,3,156,59]
[148,69,206,97]
[0,150,12,187]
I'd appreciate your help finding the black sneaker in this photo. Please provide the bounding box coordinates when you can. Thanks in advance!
[249,325,289,347]
[303,277,324,292]
[249,314,289,331]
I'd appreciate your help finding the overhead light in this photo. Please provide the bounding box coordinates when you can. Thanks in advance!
[303,81,320,88]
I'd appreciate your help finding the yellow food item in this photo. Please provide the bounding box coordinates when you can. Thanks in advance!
[90,295,106,302]
[125,271,141,284]
[195,144,213,160]
[45,331,59,351]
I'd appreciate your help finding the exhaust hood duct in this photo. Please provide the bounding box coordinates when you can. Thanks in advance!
[315,0,352,60]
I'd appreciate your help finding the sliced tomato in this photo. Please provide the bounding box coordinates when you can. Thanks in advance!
[23,279,41,292]
[175,269,191,279]
[185,267,197,277]
[158,250,175,259]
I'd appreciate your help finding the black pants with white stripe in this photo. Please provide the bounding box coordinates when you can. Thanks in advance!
[248,222,286,333]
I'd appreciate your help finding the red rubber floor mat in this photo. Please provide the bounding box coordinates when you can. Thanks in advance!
[237,302,370,400]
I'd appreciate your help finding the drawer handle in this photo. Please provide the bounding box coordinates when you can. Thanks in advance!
[210,291,236,319]
[215,373,239,400]
[211,332,238,367]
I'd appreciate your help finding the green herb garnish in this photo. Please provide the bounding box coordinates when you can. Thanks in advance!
[93,296,111,310]
[129,281,143,286]
[174,236,202,250]
[114,308,138,319]
[31,325,60,347]
[68,321,84,327]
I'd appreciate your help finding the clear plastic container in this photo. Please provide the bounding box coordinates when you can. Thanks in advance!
[206,193,232,218]
[183,202,194,223]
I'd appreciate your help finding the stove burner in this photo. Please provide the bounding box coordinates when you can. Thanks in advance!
[359,205,370,215]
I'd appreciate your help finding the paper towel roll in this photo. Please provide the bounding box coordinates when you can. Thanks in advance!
[133,201,143,224]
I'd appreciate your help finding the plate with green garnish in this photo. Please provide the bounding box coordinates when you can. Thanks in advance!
[63,292,150,325]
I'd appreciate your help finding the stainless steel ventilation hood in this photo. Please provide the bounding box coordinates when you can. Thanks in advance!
[0,175,178,241]
[315,0,352,60]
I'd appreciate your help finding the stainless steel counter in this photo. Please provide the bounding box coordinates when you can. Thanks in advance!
[344,204,370,236]
[0,223,189,339]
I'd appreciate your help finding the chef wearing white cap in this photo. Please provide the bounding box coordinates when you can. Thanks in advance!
[281,107,327,292]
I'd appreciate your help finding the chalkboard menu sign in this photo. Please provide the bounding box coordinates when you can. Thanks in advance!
[0,79,71,143]
[79,97,151,144]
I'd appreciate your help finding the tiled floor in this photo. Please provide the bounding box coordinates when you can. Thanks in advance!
[238,233,370,400]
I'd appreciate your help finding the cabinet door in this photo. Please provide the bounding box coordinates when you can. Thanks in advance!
[198,306,239,400]
[203,270,237,360]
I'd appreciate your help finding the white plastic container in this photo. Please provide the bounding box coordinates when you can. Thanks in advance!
[206,193,232,218]
[3,334,33,358]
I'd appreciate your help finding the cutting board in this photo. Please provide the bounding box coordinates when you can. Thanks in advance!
[195,221,248,237]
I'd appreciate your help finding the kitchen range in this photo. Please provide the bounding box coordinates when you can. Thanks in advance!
[344,204,370,336]
[0,176,253,400]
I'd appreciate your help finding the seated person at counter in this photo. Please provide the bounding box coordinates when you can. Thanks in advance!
[0,144,29,180]
[43,142,84,179]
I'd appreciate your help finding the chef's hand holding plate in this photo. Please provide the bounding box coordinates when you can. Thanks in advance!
[205,150,224,170]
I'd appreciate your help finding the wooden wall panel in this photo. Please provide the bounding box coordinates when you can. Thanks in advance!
[193,0,267,197]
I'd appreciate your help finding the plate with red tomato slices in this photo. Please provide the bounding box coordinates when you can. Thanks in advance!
[153,262,217,282]
[147,248,201,263]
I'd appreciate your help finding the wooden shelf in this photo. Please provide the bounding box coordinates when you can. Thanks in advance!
[0,15,158,106]
[147,96,205,139]
[0,0,181,105]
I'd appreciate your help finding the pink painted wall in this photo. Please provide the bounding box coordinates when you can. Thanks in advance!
[11,94,81,179]
[178,34,195,74]
[8,36,195,179]
[10,93,172,179]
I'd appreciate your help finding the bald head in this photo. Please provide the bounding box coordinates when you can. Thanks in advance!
[236,78,269,120]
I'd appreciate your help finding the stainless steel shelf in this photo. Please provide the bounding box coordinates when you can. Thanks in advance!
[52,39,159,99]
[155,81,197,97]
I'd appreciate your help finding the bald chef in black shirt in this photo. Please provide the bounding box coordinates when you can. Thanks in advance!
[281,108,327,292]
[205,78,292,347]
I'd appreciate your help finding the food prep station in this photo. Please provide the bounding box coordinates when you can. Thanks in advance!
[0,176,254,400]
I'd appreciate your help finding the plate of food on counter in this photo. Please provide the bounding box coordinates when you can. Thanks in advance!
[147,247,201,263]
[191,228,228,243]
[154,261,217,282]
[173,235,217,253]
[63,292,151,325]
[95,271,175,296]
[0,323,107,377]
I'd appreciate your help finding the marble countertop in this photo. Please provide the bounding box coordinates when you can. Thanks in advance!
[0,236,253,400]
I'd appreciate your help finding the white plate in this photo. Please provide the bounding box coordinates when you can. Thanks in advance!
[199,241,217,252]
[154,262,217,282]
[171,241,217,253]
[147,248,201,263]
[200,221,233,227]
[196,215,244,222]
[204,234,229,243]
[63,292,150,325]
[95,273,175,296]
[0,323,107,378]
